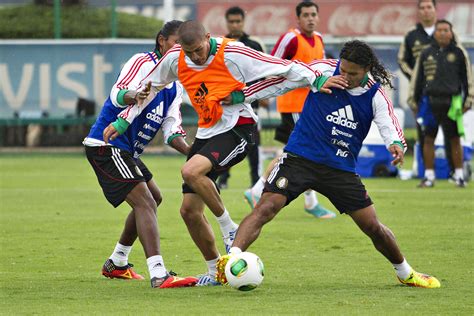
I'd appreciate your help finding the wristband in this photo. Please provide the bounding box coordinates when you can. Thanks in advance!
[312,75,329,91]
[391,141,404,151]
[231,91,245,105]
[111,117,130,135]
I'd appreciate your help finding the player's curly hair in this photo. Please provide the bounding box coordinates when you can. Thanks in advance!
[339,40,394,89]
[154,20,183,52]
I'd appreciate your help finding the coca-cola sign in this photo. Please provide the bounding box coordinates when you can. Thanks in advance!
[197,1,474,37]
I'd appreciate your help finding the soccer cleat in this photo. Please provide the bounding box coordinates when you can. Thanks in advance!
[151,271,198,289]
[223,226,238,254]
[216,255,232,285]
[398,270,441,289]
[455,178,466,188]
[101,259,145,280]
[244,189,260,209]
[417,178,434,188]
[196,273,221,286]
[304,204,336,219]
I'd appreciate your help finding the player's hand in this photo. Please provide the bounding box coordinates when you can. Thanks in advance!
[389,144,404,167]
[319,75,348,94]
[259,99,270,108]
[103,123,119,144]
[134,81,152,105]
[221,94,233,106]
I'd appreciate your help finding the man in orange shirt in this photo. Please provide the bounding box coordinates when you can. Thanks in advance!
[244,1,336,219]
[104,20,346,286]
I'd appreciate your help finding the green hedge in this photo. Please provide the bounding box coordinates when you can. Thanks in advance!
[0,4,163,38]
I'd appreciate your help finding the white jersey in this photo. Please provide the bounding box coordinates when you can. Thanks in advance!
[244,59,406,150]
[83,51,185,147]
[126,37,318,139]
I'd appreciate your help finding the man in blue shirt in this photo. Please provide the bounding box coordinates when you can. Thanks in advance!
[217,40,441,289]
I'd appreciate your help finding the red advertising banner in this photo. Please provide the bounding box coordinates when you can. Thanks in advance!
[197,1,473,38]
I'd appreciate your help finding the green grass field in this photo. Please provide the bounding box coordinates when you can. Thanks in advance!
[1,154,473,315]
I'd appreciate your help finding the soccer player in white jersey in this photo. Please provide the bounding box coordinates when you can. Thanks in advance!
[83,21,198,289]
[104,20,344,286]
[217,40,441,289]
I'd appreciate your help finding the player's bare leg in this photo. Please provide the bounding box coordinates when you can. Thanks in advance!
[181,154,225,217]
[181,155,239,253]
[180,193,222,286]
[233,192,287,251]
[118,180,162,246]
[180,193,220,260]
[449,136,465,187]
[348,205,440,288]
[420,135,436,187]
[125,182,160,258]
[348,205,403,263]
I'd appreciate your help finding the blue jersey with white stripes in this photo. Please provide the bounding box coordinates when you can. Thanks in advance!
[285,64,380,173]
[87,83,177,159]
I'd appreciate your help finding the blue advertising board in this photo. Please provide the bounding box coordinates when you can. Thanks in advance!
[1,40,473,120]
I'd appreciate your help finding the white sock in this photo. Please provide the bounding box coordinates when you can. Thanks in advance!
[229,247,242,255]
[146,255,167,279]
[109,242,132,267]
[304,190,318,209]
[216,209,238,236]
[251,177,266,197]
[425,169,435,181]
[206,257,219,277]
[393,258,412,280]
[455,168,464,181]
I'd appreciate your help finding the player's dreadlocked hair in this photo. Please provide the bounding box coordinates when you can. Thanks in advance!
[154,20,183,52]
[339,40,394,89]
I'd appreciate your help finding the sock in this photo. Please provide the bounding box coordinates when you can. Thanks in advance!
[304,190,318,209]
[229,247,242,255]
[455,168,464,181]
[206,257,219,277]
[109,242,132,267]
[425,169,435,181]
[216,209,238,236]
[251,177,266,197]
[146,255,167,279]
[393,258,412,280]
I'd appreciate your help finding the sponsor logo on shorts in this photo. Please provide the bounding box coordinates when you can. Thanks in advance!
[336,149,349,157]
[326,105,358,129]
[276,177,288,189]
[331,127,353,138]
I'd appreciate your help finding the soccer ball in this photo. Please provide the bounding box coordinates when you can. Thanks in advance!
[225,252,264,291]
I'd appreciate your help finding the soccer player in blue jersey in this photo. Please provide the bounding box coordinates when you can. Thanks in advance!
[218,40,441,288]
[83,21,198,289]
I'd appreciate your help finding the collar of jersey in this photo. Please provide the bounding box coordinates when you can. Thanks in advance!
[208,37,217,57]
[360,74,369,87]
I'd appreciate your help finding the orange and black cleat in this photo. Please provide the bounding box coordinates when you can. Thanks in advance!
[151,271,198,289]
[102,259,145,280]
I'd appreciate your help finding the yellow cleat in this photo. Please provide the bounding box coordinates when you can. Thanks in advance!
[398,270,441,288]
[216,255,232,285]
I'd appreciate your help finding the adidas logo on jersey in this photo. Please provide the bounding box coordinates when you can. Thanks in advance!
[146,101,164,124]
[326,105,358,129]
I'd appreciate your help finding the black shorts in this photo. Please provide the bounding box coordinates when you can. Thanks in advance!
[274,113,300,144]
[264,152,373,213]
[85,146,153,207]
[182,124,255,194]
[425,96,461,139]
